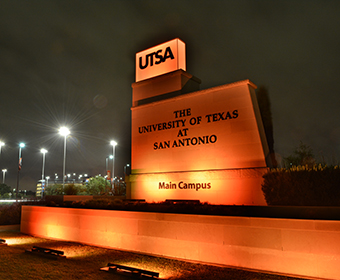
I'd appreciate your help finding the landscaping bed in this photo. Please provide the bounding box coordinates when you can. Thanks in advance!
[3,197,340,227]
[46,196,340,220]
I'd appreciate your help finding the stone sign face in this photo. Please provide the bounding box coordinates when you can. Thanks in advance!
[132,80,268,174]
[135,38,186,82]
[129,40,269,205]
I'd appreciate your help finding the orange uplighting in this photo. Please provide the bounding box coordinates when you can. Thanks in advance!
[131,80,267,174]
[113,261,174,279]
[130,79,269,205]
[21,205,340,280]
[4,235,47,246]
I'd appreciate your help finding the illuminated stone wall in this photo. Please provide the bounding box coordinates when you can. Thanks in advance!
[129,168,267,205]
[21,206,340,280]
[130,74,270,205]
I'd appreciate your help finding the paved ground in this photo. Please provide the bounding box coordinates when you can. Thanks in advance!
[0,230,313,280]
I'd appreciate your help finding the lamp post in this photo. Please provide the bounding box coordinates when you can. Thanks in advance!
[2,169,7,184]
[40,148,48,198]
[0,141,4,159]
[110,140,117,191]
[40,148,48,180]
[106,155,113,179]
[16,142,25,201]
[0,142,4,169]
[46,176,50,188]
[59,127,70,191]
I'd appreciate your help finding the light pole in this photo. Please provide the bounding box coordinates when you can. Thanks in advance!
[106,155,113,179]
[2,169,7,184]
[40,148,48,198]
[46,176,50,188]
[16,142,25,201]
[0,141,4,169]
[40,148,48,180]
[110,140,117,191]
[124,164,130,177]
[0,141,4,159]
[59,127,70,191]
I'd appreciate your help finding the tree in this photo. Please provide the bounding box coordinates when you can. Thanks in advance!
[284,141,315,167]
[87,176,111,195]
[256,86,277,167]
[64,184,78,195]
[0,183,11,197]
[45,184,64,195]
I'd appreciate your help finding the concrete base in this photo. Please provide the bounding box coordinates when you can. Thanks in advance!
[129,168,268,205]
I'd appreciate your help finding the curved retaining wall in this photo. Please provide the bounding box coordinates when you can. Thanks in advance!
[21,206,340,279]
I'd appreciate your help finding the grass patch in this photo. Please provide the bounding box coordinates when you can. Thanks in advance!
[1,231,308,280]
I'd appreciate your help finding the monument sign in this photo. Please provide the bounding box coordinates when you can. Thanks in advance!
[129,39,269,205]
[136,38,186,82]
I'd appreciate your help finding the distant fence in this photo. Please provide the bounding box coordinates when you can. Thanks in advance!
[0,199,37,203]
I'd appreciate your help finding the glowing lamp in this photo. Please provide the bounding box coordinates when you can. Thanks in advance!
[59,126,70,190]
[58,126,70,136]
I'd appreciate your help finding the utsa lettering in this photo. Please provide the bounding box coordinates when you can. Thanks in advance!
[139,46,174,69]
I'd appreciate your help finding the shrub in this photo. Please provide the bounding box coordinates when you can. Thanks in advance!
[0,183,11,196]
[86,176,111,195]
[76,184,89,195]
[113,181,126,196]
[45,184,89,195]
[64,184,78,195]
[45,184,64,195]
[0,203,21,225]
[262,165,340,206]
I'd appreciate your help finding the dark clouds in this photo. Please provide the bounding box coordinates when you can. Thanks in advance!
[1,1,340,190]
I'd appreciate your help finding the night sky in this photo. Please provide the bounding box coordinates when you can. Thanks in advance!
[1,1,340,191]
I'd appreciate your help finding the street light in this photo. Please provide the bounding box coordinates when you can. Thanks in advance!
[40,148,48,198]
[124,163,130,177]
[59,127,70,191]
[0,141,5,169]
[110,140,117,192]
[106,155,113,179]
[40,148,48,180]
[2,169,7,184]
[0,141,4,158]
[16,142,25,201]
[46,176,50,188]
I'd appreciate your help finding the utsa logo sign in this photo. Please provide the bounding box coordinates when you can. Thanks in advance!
[139,47,174,70]
[135,38,186,82]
